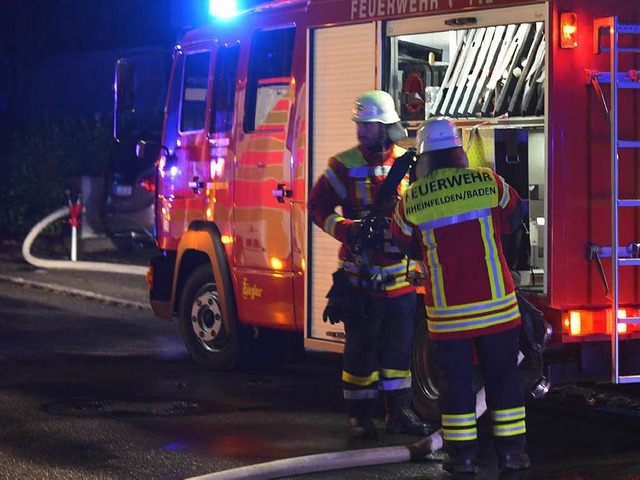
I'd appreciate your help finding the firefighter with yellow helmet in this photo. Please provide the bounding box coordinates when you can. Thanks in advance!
[390,117,530,474]
[308,90,433,438]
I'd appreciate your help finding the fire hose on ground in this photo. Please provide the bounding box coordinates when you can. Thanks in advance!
[22,204,147,276]
[185,354,524,480]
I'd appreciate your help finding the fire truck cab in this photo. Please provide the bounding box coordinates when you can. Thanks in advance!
[124,0,640,415]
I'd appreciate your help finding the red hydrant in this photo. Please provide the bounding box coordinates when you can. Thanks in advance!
[67,193,82,262]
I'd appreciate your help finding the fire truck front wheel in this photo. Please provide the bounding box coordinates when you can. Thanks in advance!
[179,265,243,370]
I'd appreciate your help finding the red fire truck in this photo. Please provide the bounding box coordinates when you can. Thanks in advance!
[119,0,639,417]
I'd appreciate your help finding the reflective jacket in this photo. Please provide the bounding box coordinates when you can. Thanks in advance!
[391,166,522,338]
[308,144,415,298]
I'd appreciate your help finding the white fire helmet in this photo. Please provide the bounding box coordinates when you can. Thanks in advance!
[352,90,407,141]
[416,116,463,154]
[352,90,401,124]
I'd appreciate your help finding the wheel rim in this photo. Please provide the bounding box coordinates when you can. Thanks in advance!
[189,283,230,352]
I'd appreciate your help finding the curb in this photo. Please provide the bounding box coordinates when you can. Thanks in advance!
[0,274,150,310]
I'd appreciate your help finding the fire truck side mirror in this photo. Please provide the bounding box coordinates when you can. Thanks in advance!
[136,140,166,163]
[114,58,136,142]
[115,58,135,114]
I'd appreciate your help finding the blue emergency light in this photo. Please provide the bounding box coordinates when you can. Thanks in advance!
[209,0,239,18]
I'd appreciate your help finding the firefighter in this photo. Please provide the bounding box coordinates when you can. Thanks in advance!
[390,117,530,474]
[308,90,433,439]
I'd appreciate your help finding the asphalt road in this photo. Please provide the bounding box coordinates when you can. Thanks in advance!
[3,240,640,479]
[0,282,441,480]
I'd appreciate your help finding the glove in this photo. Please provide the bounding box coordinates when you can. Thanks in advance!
[322,297,343,325]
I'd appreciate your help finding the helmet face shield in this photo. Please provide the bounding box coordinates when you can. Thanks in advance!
[352,90,401,124]
[416,116,462,153]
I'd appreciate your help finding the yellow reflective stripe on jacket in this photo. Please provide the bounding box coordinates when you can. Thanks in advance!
[349,165,392,177]
[422,229,446,308]
[479,215,505,299]
[335,147,406,207]
[334,147,368,168]
[335,146,408,170]
[426,293,518,319]
[355,177,373,205]
[427,297,520,333]
[392,144,408,159]
[323,212,345,238]
[415,208,491,230]
[382,228,402,254]
[394,202,414,236]
[498,175,510,208]
[338,259,414,292]
[324,166,347,200]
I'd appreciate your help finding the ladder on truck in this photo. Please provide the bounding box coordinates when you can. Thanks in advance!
[588,17,640,384]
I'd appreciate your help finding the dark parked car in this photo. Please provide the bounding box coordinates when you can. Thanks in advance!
[102,49,170,251]
[102,138,157,251]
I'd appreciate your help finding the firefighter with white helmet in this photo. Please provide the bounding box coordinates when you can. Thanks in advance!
[351,90,409,143]
[415,115,463,153]
[391,116,530,474]
[308,90,433,439]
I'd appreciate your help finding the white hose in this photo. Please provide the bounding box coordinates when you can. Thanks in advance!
[186,353,526,480]
[22,206,147,276]
[185,438,441,480]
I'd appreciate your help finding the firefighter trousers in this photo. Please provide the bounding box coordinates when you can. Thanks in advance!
[432,326,526,460]
[341,291,417,418]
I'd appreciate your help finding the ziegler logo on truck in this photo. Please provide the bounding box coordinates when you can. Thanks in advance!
[242,278,263,300]
[350,0,494,20]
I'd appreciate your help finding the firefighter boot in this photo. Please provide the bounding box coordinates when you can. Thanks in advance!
[346,398,377,439]
[499,453,531,472]
[442,457,477,476]
[496,435,530,471]
[384,388,433,436]
[442,442,477,475]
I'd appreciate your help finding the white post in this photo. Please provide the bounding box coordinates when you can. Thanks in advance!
[71,224,78,262]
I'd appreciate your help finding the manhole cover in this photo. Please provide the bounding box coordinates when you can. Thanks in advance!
[43,398,236,417]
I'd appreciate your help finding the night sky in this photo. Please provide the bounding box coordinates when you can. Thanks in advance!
[1,0,270,57]
[2,0,169,57]
[0,0,271,124]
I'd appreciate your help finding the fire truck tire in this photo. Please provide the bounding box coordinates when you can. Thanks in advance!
[412,315,539,423]
[179,264,245,370]
[411,313,483,423]
[411,318,442,422]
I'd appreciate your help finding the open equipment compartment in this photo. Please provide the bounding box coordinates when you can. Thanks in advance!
[385,3,548,293]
